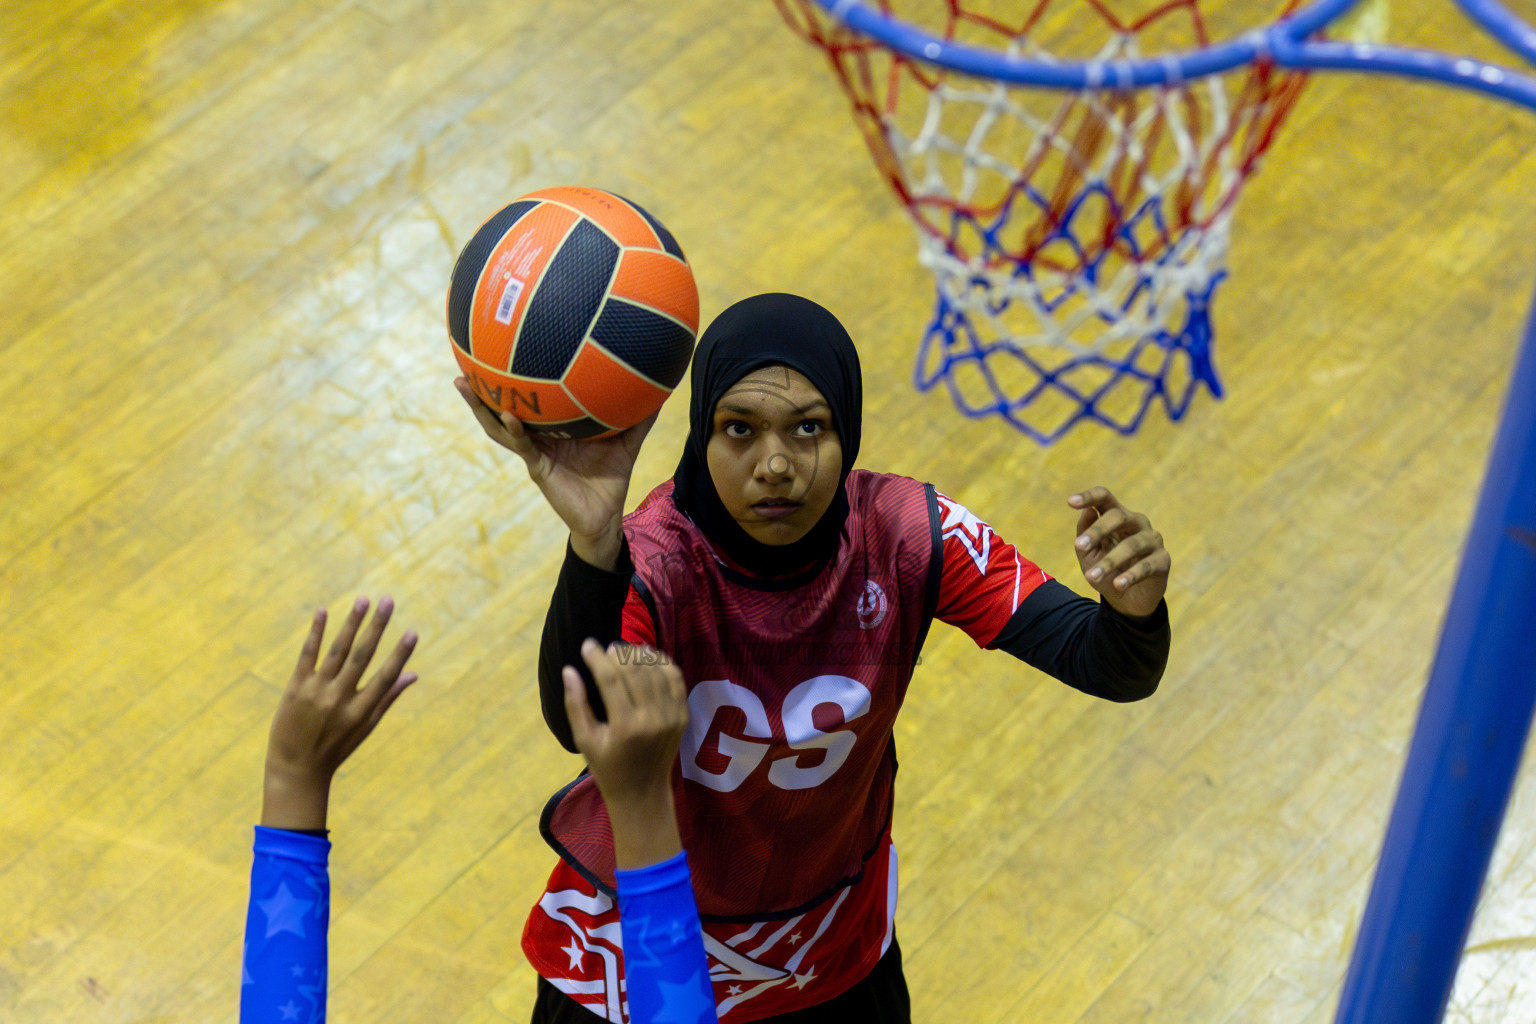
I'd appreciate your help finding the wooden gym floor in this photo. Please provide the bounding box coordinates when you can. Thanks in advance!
[2,1,1535,1021]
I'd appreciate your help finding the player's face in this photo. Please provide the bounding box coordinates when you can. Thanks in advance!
[706,365,843,548]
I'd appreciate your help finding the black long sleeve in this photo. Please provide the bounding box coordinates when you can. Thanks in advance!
[988,578,1169,702]
[538,537,637,752]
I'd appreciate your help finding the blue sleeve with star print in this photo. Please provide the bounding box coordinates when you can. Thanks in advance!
[615,851,716,1024]
[241,826,329,1024]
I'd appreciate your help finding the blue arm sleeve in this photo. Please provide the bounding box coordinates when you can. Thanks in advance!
[615,852,717,1024]
[240,826,330,1024]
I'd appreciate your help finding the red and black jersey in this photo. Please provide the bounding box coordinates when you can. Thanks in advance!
[546,472,967,918]
[524,472,1065,1021]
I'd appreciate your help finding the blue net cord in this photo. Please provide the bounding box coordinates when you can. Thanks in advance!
[916,270,1225,443]
[912,168,1233,442]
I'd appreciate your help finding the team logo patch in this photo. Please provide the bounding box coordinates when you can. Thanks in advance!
[856,580,888,630]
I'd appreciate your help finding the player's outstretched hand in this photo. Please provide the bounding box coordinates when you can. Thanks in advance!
[262,596,419,831]
[454,377,656,571]
[1068,487,1170,619]
[562,638,687,869]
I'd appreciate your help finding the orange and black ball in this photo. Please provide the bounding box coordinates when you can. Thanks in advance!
[447,186,698,439]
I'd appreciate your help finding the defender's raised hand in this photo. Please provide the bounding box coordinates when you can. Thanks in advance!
[562,639,688,869]
[1068,487,1170,619]
[455,376,656,570]
[262,596,419,831]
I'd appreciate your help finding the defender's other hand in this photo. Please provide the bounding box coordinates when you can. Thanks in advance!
[262,597,418,830]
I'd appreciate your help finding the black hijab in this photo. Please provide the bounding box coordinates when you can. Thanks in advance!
[671,293,863,579]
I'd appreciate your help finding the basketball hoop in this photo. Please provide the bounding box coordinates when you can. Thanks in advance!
[775,0,1313,442]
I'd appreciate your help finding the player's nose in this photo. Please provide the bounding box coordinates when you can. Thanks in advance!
[758,445,794,481]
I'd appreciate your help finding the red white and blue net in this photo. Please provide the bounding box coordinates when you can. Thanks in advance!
[775,0,1311,441]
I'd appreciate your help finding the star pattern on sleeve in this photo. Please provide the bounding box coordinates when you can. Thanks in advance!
[258,882,315,940]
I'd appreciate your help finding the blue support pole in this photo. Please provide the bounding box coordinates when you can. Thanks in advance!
[1333,281,1536,1022]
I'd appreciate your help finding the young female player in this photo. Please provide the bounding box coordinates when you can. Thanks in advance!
[456,292,1173,1023]
[241,598,714,1024]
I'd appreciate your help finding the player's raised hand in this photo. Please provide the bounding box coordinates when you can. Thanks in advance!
[455,376,655,570]
[1068,487,1170,619]
[562,638,688,868]
[262,596,419,831]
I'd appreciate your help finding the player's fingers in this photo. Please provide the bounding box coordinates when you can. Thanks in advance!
[1106,511,1152,557]
[343,595,395,684]
[620,646,667,704]
[294,608,327,680]
[1084,530,1141,581]
[1068,486,1122,514]
[1114,549,1171,591]
[505,416,561,483]
[604,642,643,708]
[1109,547,1171,591]
[321,596,369,678]
[563,665,601,751]
[456,378,508,434]
[578,638,629,710]
[454,376,495,421]
[1076,507,1130,557]
[636,651,683,701]
[457,378,545,458]
[617,652,687,744]
[361,628,418,709]
[362,672,418,733]
[1090,530,1165,586]
[495,407,543,457]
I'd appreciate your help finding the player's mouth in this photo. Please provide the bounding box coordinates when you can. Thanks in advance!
[751,498,802,519]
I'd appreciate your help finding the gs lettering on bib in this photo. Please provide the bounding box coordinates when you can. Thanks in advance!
[681,674,872,793]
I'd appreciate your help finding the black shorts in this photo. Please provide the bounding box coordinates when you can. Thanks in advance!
[530,933,911,1024]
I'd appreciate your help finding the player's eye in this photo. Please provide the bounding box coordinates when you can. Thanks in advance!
[722,421,751,439]
[794,420,825,437]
